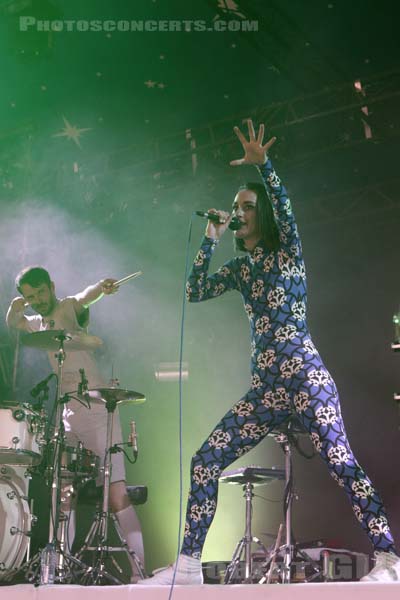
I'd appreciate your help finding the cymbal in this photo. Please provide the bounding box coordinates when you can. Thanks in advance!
[87,387,146,404]
[219,466,285,486]
[21,330,103,352]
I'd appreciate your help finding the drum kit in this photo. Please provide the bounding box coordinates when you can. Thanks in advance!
[0,328,146,585]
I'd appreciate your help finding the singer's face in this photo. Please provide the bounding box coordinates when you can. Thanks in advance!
[232,189,260,249]
[20,281,56,316]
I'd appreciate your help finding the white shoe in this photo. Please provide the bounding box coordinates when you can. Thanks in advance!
[137,555,203,585]
[360,551,400,582]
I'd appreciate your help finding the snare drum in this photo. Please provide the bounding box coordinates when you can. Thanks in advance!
[0,465,30,572]
[0,407,44,465]
[60,444,99,481]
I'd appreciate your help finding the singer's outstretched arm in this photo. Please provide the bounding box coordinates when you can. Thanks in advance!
[257,160,302,256]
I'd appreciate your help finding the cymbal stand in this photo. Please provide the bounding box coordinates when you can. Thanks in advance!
[74,395,145,584]
[19,332,89,584]
[260,423,322,584]
[224,480,269,583]
[48,333,66,545]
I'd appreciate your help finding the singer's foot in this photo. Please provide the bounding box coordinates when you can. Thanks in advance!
[137,554,203,585]
[360,551,400,582]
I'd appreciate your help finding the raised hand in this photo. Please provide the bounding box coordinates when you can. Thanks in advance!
[230,119,276,167]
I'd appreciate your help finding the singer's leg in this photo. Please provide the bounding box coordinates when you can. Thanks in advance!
[139,385,290,585]
[291,367,396,552]
[181,390,289,558]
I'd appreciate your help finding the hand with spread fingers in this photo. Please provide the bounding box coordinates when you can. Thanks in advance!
[230,119,276,167]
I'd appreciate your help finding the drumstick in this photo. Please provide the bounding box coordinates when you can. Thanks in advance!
[113,271,143,287]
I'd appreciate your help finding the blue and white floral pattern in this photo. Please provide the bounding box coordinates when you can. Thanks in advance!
[181,159,395,558]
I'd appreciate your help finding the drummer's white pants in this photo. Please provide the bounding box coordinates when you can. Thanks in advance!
[115,504,145,566]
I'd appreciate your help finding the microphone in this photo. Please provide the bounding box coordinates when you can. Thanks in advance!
[128,420,138,457]
[195,211,242,231]
[78,368,90,403]
[30,373,54,398]
[227,216,242,231]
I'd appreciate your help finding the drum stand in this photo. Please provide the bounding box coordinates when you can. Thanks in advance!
[224,480,269,583]
[259,421,322,584]
[74,395,145,584]
[220,466,285,584]
[16,333,89,584]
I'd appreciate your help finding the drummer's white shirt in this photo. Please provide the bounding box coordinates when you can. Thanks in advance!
[16,299,126,482]
[22,297,107,393]
[17,298,126,482]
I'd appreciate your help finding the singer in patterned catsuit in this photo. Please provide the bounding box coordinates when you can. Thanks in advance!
[182,127,396,561]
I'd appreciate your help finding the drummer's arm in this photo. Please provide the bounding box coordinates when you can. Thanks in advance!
[6,297,30,330]
[74,278,118,309]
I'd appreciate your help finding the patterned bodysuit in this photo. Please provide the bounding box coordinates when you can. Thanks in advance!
[182,159,395,559]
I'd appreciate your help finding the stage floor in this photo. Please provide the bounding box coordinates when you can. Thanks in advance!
[2,582,400,600]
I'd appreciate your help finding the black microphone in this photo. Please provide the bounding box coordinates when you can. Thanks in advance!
[195,211,242,231]
[228,216,242,231]
[30,373,54,398]
[128,420,138,457]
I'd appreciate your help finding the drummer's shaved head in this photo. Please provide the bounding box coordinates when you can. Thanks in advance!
[16,266,51,293]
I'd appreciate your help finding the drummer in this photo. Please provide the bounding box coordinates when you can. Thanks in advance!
[6,265,145,574]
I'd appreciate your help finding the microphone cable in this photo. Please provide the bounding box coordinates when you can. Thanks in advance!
[169,208,229,596]
[167,215,194,600]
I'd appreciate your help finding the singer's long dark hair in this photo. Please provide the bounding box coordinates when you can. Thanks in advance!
[234,182,280,252]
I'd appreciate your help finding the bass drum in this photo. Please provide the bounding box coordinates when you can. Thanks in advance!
[0,465,30,572]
